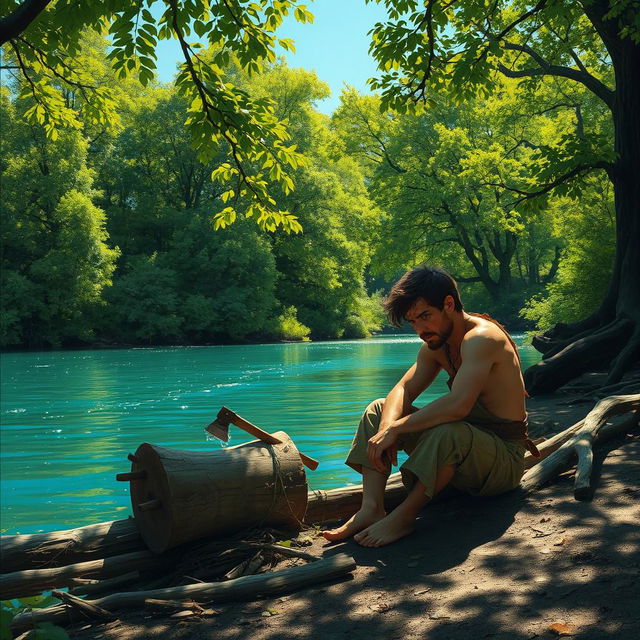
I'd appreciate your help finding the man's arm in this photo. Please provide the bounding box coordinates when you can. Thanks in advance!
[392,334,497,434]
[367,334,498,472]
[379,344,441,430]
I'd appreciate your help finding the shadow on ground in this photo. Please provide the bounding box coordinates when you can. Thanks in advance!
[69,427,640,640]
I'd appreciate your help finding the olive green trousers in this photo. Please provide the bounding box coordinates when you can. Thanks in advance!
[346,398,526,500]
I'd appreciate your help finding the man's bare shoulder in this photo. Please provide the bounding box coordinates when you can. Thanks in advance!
[460,323,503,359]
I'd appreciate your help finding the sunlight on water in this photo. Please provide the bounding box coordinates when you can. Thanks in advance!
[0,335,540,534]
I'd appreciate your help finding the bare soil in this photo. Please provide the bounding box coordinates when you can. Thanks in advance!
[66,389,640,640]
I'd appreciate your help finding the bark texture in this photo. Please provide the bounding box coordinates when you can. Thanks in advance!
[524,3,640,394]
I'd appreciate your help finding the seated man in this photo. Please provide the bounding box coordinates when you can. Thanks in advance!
[324,265,539,548]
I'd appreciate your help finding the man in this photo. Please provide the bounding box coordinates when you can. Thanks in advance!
[323,265,538,548]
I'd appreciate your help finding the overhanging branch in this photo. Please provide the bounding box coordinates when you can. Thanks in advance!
[499,42,614,109]
[0,0,52,45]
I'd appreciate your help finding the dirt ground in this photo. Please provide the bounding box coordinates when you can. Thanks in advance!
[66,389,640,640]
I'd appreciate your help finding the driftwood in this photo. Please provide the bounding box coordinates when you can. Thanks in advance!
[524,420,585,469]
[0,550,158,600]
[51,590,114,621]
[521,394,640,497]
[0,479,405,574]
[69,570,140,597]
[11,552,356,633]
[0,518,140,573]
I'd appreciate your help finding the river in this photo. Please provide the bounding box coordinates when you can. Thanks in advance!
[0,335,540,534]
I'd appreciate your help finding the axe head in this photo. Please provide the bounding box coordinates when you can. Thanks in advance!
[205,406,235,442]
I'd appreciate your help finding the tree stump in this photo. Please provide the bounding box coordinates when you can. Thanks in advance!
[122,431,307,553]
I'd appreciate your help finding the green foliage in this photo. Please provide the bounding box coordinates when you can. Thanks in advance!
[1,596,67,640]
[2,0,318,231]
[333,82,570,323]
[521,178,615,330]
[270,306,311,341]
[0,89,118,348]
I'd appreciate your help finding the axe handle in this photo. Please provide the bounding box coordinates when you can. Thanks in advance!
[231,414,319,471]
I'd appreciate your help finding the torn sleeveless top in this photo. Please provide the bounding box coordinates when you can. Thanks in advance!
[444,314,540,457]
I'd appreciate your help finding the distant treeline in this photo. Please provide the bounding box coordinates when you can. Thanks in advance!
[0,38,614,349]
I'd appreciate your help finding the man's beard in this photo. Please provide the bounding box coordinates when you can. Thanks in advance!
[420,318,454,350]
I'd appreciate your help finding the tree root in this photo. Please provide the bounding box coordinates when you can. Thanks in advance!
[531,311,610,356]
[521,394,640,498]
[524,318,635,395]
[606,328,640,385]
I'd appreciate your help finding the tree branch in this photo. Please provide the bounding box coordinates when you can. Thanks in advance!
[485,161,613,205]
[499,42,614,108]
[0,0,52,46]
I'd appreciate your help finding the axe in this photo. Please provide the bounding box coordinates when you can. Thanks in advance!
[206,406,319,471]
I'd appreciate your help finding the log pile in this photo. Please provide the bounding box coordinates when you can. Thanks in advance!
[1,394,638,635]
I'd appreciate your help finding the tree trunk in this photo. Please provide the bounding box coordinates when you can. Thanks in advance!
[524,27,640,395]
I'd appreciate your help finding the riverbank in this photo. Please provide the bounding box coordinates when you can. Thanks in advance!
[57,383,640,640]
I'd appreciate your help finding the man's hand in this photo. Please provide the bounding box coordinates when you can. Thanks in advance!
[367,425,399,473]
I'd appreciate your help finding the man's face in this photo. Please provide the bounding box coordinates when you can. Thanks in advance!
[405,297,453,349]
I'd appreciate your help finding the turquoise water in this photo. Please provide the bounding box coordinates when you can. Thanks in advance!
[0,335,540,534]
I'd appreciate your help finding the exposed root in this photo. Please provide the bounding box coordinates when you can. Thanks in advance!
[524,318,634,395]
[522,394,640,498]
[606,328,640,385]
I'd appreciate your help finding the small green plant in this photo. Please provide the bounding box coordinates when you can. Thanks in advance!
[1,596,69,640]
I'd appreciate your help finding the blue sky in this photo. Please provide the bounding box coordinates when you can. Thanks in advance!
[154,0,389,114]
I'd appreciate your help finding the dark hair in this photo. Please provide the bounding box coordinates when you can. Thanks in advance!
[383,265,463,326]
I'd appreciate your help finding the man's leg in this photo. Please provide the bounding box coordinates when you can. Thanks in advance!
[322,466,388,541]
[323,398,395,542]
[354,463,455,547]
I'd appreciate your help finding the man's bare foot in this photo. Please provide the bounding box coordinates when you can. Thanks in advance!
[322,506,386,542]
[353,509,414,547]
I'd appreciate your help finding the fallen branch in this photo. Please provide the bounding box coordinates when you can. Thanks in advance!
[11,552,357,633]
[524,419,585,469]
[0,518,142,573]
[574,408,639,499]
[51,589,114,622]
[69,570,140,597]
[224,552,265,580]
[245,543,320,563]
[521,394,640,497]
[0,550,158,599]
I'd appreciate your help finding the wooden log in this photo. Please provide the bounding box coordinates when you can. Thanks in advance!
[69,570,140,597]
[11,553,357,633]
[0,518,142,574]
[524,419,585,469]
[1,466,369,572]
[52,589,114,621]
[304,473,406,524]
[521,394,640,494]
[128,431,308,553]
[0,550,158,600]
[574,408,639,499]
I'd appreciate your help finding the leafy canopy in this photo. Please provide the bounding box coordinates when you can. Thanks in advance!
[1,0,316,232]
